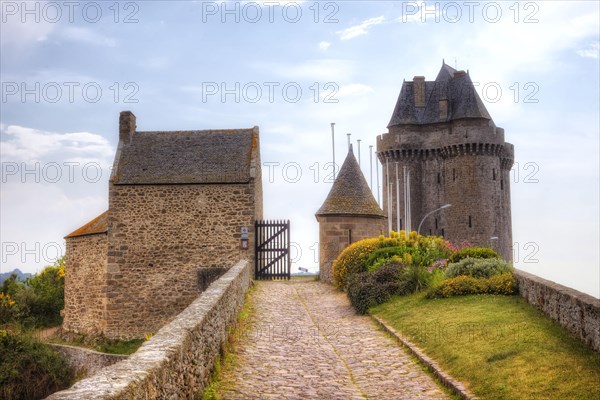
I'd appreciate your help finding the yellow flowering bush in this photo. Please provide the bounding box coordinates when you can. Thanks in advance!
[332,237,383,288]
[333,231,456,289]
[0,292,16,324]
[427,272,518,298]
[0,292,15,307]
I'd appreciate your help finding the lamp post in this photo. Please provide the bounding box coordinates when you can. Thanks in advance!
[417,204,451,235]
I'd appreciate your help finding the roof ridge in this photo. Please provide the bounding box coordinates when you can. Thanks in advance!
[65,211,108,238]
[135,128,256,134]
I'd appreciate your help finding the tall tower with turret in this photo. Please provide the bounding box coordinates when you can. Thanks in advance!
[377,62,514,261]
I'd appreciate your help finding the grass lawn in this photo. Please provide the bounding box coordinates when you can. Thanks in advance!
[47,335,144,355]
[202,285,257,400]
[371,293,600,400]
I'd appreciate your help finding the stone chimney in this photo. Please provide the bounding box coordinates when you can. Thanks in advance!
[439,97,448,121]
[119,111,136,143]
[453,70,467,78]
[413,76,426,108]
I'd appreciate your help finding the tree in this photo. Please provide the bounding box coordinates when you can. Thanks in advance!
[8,257,66,328]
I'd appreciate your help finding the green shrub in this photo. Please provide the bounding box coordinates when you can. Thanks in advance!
[445,257,513,279]
[334,231,456,289]
[427,272,518,298]
[398,265,435,294]
[0,293,16,325]
[366,246,412,269]
[2,258,65,329]
[333,237,399,288]
[347,264,403,314]
[486,273,519,295]
[447,247,500,263]
[347,274,382,315]
[332,238,381,289]
[371,263,403,288]
[0,330,74,399]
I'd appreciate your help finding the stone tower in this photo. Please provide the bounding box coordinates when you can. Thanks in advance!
[316,146,385,283]
[377,62,514,261]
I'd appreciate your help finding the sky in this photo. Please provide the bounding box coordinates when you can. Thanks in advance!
[1,0,598,297]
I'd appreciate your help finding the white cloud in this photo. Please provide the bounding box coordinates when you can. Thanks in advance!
[393,1,435,23]
[0,125,114,166]
[142,56,172,70]
[0,183,108,273]
[336,16,385,40]
[58,27,117,47]
[250,0,305,5]
[577,42,600,59]
[470,3,599,76]
[334,83,374,98]
[0,21,115,48]
[252,59,355,81]
[318,41,331,51]
[0,13,57,46]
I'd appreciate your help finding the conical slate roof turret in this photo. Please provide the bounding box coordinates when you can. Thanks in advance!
[316,145,384,218]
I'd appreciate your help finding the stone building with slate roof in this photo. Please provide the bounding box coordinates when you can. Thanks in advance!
[316,145,385,283]
[377,62,514,261]
[63,111,263,339]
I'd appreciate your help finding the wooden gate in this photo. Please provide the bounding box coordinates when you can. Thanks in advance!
[255,220,290,280]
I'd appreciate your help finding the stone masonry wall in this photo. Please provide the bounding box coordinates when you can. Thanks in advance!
[48,344,127,378]
[63,234,107,336]
[318,216,386,283]
[515,269,600,352]
[105,182,259,339]
[47,260,252,399]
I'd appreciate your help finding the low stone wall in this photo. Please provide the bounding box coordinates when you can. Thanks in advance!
[49,344,127,377]
[515,269,600,352]
[47,259,252,399]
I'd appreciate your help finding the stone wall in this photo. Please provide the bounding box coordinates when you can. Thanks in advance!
[47,259,252,399]
[515,269,600,352]
[318,215,386,283]
[105,182,261,339]
[49,344,127,377]
[62,233,107,336]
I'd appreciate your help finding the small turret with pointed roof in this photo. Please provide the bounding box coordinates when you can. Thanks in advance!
[316,145,384,218]
[315,145,385,283]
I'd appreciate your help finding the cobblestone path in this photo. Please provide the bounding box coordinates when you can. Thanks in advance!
[218,280,449,399]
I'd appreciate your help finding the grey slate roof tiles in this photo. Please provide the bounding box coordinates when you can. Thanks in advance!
[316,146,385,218]
[112,129,258,184]
[387,62,492,128]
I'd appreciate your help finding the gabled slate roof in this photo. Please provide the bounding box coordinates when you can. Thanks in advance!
[111,128,259,184]
[387,62,492,128]
[316,146,384,218]
[65,211,108,238]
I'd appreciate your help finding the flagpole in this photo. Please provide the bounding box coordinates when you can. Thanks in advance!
[386,160,392,235]
[395,162,400,233]
[330,122,336,180]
